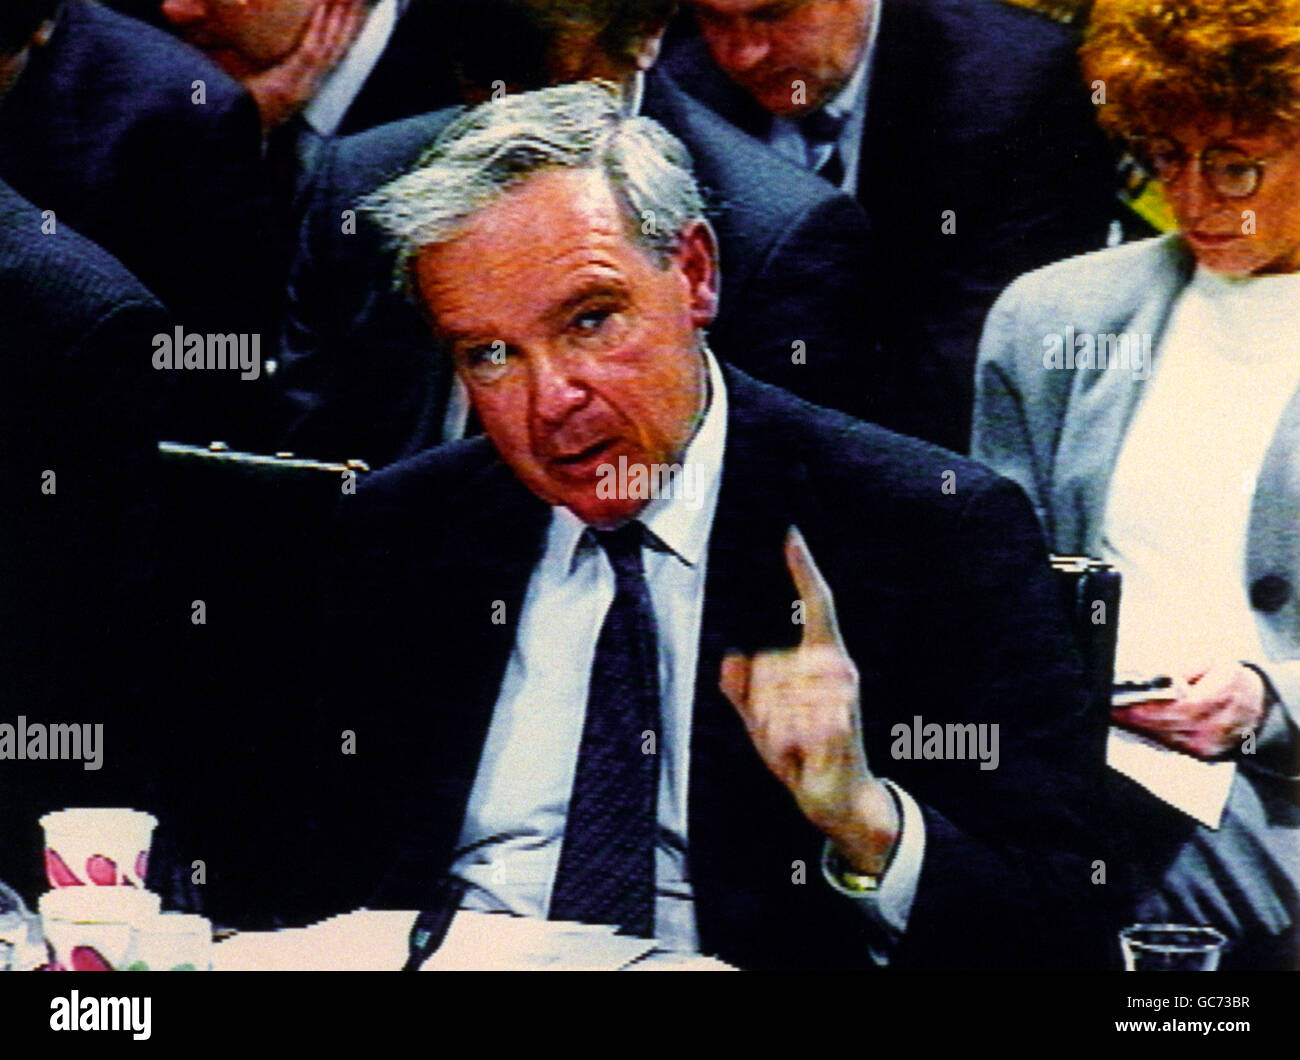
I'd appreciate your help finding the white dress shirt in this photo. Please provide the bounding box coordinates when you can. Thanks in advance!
[302,0,403,139]
[449,348,923,957]
[766,2,879,193]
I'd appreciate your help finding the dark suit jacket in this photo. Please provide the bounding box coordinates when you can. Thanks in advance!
[312,366,1114,970]
[274,70,877,468]
[0,0,278,446]
[663,0,1120,453]
[0,180,171,903]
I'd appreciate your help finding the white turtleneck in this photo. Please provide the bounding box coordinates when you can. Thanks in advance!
[1103,265,1300,677]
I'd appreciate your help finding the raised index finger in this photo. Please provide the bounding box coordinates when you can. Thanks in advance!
[785,525,843,647]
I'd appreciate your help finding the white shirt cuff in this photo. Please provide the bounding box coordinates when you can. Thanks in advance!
[820,778,925,963]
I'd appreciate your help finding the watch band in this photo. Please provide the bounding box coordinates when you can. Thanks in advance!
[826,846,882,893]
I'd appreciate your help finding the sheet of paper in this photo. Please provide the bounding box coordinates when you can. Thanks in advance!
[1106,725,1235,829]
[420,911,655,971]
[623,950,737,971]
[212,909,659,971]
[212,910,416,970]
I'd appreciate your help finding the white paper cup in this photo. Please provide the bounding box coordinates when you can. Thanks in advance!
[39,808,157,887]
[123,913,212,971]
[39,888,161,971]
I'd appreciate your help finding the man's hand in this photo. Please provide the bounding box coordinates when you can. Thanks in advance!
[1111,662,1267,759]
[244,0,367,133]
[719,527,899,875]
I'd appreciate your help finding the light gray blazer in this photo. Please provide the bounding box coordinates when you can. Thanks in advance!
[973,235,1300,961]
[973,233,1300,739]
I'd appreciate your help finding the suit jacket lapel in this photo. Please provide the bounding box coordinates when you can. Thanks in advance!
[663,39,773,141]
[442,457,550,733]
[1247,382,1300,657]
[1051,237,1193,553]
[858,0,934,210]
[372,453,549,904]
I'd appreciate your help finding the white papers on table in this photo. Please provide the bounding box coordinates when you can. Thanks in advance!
[419,911,655,970]
[212,910,415,970]
[1106,726,1235,830]
[212,909,668,971]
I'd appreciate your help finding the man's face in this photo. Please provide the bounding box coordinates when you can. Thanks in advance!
[690,0,873,117]
[414,168,718,528]
[1157,118,1300,276]
[160,0,314,75]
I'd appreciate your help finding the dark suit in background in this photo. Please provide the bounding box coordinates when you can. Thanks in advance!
[308,367,1113,970]
[275,69,877,468]
[0,180,171,904]
[664,0,1120,452]
[325,0,462,138]
[0,0,277,447]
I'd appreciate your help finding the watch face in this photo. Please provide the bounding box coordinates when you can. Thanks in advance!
[828,850,880,892]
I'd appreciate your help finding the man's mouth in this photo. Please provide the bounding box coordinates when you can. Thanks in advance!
[548,438,617,475]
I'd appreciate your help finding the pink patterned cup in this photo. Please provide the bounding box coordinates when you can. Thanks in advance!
[39,888,160,971]
[39,808,157,888]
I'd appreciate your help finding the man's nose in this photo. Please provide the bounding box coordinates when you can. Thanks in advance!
[530,352,590,426]
[714,21,771,74]
[160,0,209,28]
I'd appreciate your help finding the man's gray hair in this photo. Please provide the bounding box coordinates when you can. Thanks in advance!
[359,81,709,292]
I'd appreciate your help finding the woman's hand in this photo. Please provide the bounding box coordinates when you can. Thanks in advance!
[1111,662,1267,759]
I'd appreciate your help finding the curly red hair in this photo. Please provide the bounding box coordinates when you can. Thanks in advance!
[1082,0,1300,138]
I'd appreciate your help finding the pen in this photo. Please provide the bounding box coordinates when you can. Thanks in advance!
[403,875,468,971]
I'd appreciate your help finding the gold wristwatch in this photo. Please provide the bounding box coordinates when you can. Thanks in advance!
[826,847,882,893]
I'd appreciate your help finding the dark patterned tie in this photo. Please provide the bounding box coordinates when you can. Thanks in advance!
[800,107,848,189]
[549,522,661,937]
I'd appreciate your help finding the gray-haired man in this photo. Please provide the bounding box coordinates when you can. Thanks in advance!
[275,0,876,470]
[318,82,1114,970]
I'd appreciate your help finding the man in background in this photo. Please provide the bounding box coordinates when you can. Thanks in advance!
[666,0,1120,451]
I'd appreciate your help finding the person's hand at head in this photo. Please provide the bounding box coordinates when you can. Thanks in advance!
[243,0,366,133]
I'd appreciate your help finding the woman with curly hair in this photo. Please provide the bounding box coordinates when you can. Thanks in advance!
[973,0,1300,969]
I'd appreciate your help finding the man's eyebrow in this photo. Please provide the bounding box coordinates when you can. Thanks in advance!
[545,279,629,325]
[432,320,496,349]
[756,0,805,18]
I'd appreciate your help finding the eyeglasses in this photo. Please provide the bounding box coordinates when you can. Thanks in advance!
[1131,137,1268,199]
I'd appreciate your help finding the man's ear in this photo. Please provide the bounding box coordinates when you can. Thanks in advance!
[674,219,720,329]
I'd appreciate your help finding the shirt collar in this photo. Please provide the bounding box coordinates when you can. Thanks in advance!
[303,0,402,137]
[551,344,728,573]
[624,69,645,117]
[766,2,878,181]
